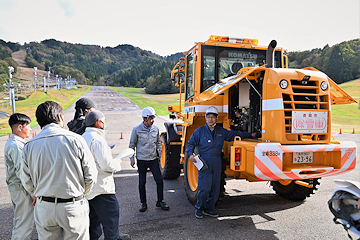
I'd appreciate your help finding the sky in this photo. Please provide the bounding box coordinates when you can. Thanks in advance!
[0,0,359,56]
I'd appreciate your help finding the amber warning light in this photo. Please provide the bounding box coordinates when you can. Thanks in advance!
[208,35,258,45]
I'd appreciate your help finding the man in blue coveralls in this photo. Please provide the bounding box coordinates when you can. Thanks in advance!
[186,106,256,219]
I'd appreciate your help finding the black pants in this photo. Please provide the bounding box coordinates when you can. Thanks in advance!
[89,194,119,240]
[137,159,163,204]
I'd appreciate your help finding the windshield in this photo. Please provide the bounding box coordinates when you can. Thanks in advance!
[201,46,282,91]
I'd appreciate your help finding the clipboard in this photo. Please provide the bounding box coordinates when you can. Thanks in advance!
[192,154,208,172]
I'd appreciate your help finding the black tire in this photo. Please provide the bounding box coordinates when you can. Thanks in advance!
[160,133,181,180]
[270,178,320,201]
[184,152,198,205]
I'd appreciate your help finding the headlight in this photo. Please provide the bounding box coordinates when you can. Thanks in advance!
[320,81,328,91]
[279,79,288,89]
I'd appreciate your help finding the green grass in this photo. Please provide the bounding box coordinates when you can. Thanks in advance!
[0,85,91,135]
[330,79,360,133]
[108,86,184,116]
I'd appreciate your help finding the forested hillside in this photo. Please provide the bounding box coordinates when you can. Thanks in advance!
[0,39,21,81]
[0,39,180,94]
[0,38,359,94]
[287,38,360,83]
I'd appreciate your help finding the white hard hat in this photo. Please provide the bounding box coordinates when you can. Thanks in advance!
[328,180,360,237]
[142,107,156,118]
[206,106,218,116]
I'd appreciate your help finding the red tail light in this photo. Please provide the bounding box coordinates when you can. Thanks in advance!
[235,148,241,170]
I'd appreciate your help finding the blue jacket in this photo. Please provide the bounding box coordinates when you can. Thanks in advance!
[186,125,252,169]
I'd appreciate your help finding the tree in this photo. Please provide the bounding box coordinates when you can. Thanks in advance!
[145,69,178,94]
[327,45,346,83]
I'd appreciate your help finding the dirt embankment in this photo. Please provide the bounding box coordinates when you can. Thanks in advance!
[11,49,47,81]
[11,49,27,67]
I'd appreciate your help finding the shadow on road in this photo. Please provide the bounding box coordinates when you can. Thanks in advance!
[115,171,303,240]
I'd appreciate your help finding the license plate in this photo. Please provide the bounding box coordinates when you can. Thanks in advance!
[293,152,313,164]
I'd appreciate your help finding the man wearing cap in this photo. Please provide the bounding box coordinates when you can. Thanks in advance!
[129,107,169,212]
[82,110,130,240]
[67,97,95,134]
[186,106,256,219]
[21,101,98,239]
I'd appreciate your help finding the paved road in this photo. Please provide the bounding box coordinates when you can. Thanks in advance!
[0,86,359,239]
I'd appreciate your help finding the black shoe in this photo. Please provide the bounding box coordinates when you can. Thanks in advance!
[139,203,147,212]
[156,201,169,210]
[117,233,131,240]
[202,210,218,217]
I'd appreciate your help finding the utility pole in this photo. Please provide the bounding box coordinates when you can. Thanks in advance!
[56,75,59,90]
[34,67,37,92]
[47,66,51,92]
[59,76,62,89]
[8,66,16,114]
[47,71,50,92]
[43,75,46,93]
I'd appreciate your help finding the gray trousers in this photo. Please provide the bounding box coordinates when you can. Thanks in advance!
[35,197,89,240]
[10,188,34,240]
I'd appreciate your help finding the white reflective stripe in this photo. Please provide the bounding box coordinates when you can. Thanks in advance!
[223,105,228,113]
[262,98,284,111]
[184,105,223,114]
[254,164,290,181]
[282,144,335,152]
[282,141,356,153]
[341,148,356,170]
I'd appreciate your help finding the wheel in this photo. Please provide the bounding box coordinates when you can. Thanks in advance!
[184,152,198,205]
[160,133,181,180]
[270,178,320,201]
[184,151,227,205]
[217,155,227,203]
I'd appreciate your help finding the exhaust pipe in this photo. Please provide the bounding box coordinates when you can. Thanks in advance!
[266,40,277,68]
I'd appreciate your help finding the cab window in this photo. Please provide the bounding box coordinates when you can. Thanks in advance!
[201,48,216,92]
[186,54,194,99]
[201,45,282,92]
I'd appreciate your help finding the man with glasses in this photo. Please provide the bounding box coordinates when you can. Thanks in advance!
[186,106,256,219]
[129,107,170,212]
[82,110,130,240]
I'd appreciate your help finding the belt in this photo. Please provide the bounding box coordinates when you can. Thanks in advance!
[41,195,84,203]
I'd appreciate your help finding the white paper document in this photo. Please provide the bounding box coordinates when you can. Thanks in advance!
[114,148,135,161]
[192,154,208,171]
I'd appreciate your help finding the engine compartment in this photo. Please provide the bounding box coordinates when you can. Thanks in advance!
[229,75,263,138]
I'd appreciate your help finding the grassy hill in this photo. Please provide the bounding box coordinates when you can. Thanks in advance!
[331,79,360,133]
[0,85,91,135]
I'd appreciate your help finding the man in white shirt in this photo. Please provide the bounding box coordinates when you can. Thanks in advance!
[82,110,130,240]
[21,101,98,240]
